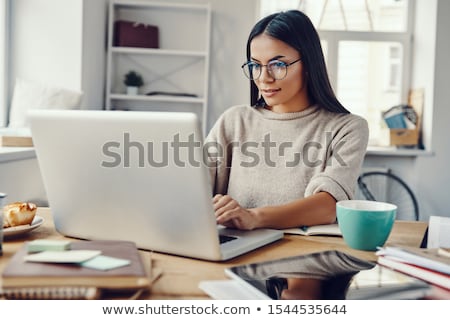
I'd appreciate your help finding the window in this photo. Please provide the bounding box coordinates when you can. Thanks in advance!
[259,0,414,146]
[387,44,402,91]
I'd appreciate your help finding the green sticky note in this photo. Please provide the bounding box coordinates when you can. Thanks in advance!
[80,255,130,271]
[25,250,101,263]
[27,239,71,253]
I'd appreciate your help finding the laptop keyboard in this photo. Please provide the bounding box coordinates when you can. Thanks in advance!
[219,234,238,244]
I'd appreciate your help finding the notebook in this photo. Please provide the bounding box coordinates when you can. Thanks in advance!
[283,223,341,236]
[28,110,283,261]
[1,240,150,298]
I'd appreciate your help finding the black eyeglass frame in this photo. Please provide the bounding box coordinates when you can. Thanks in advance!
[241,58,302,80]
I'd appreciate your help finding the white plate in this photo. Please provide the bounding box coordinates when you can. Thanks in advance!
[2,215,44,239]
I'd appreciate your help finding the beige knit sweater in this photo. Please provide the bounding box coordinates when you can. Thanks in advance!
[205,105,369,209]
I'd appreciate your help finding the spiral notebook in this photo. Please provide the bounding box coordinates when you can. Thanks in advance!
[1,240,151,299]
[0,286,101,300]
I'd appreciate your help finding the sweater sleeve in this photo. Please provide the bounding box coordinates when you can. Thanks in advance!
[305,115,369,201]
[204,113,232,195]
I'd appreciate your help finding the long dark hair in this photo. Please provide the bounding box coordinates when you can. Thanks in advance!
[246,10,349,114]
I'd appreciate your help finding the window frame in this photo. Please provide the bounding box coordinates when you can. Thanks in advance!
[386,44,402,92]
[318,7,415,107]
[317,1,415,147]
[259,0,416,147]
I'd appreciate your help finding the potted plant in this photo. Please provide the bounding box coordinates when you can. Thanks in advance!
[124,70,144,95]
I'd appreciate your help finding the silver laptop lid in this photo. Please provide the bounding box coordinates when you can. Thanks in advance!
[29,110,224,260]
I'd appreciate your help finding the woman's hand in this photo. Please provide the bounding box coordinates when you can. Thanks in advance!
[212,194,259,230]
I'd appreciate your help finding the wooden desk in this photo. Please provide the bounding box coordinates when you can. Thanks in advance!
[1,208,428,299]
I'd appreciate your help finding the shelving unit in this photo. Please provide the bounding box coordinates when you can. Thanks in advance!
[105,0,211,133]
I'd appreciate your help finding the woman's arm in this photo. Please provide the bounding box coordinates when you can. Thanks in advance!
[212,112,369,231]
[214,191,336,230]
[254,191,337,228]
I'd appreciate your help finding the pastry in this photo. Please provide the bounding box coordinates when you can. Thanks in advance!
[2,202,37,228]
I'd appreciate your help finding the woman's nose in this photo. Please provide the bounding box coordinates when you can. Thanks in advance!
[258,66,275,83]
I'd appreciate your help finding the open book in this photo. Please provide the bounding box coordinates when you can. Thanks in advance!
[283,223,342,236]
[1,240,151,299]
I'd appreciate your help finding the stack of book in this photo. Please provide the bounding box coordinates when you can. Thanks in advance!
[0,240,152,299]
[382,105,418,129]
[376,246,450,292]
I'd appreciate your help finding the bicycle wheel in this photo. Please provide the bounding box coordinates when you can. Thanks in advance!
[356,171,419,221]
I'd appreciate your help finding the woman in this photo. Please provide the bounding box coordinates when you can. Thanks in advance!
[205,10,368,230]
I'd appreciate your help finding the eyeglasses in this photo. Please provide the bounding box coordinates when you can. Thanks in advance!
[241,58,301,80]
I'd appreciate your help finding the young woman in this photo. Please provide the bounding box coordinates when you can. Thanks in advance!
[205,10,368,230]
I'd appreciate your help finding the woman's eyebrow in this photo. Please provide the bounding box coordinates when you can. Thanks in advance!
[270,55,286,61]
[250,55,286,62]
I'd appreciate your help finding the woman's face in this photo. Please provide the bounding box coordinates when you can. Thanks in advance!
[250,33,310,113]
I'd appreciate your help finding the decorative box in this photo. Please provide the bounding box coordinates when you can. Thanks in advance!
[390,128,419,146]
[114,20,159,48]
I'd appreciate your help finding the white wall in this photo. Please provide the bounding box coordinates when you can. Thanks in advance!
[9,0,107,111]
[158,0,257,131]
[414,0,450,220]
[411,0,437,151]
[0,1,7,126]
[81,0,108,108]
[203,0,257,130]
[10,0,83,90]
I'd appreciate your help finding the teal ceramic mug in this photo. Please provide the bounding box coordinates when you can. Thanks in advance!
[336,200,397,251]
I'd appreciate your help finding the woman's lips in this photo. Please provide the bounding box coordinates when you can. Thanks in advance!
[262,88,281,98]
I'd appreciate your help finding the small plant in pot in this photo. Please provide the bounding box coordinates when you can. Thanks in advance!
[124,70,144,95]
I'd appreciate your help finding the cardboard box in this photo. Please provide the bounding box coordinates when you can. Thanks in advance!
[390,128,419,146]
[389,89,424,147]
[114,20,159,48]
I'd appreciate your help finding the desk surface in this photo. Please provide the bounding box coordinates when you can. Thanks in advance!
[1,208,428,299]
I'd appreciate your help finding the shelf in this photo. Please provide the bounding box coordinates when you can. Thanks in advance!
[112,0,209,11]
[106,0,211,134]
[366,146,434,157]
[111,47,207,57]
[109,93,205,104]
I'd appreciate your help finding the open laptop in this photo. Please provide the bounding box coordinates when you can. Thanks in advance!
[29,109,283,261]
